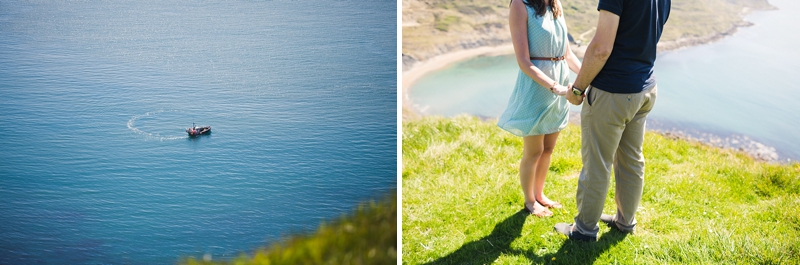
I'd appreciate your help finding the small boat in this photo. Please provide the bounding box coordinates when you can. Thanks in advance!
[186,123,211,136]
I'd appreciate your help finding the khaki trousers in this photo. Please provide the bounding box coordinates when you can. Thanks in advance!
[573,85,657,237]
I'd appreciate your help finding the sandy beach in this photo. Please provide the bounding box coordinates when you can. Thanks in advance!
[401,43,588,114]
[401,44,515,111]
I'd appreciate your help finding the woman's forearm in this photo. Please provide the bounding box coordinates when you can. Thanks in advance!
[566,45,582,74]
[520,61,558,89]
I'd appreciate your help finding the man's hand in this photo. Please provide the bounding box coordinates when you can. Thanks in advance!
[566,84,584,105]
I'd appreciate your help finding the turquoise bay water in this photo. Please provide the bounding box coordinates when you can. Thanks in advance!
[0,0,396,264]
[409,0,800,161]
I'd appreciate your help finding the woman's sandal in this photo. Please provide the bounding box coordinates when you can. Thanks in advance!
[537,199,563,209]
[524,202,552,217]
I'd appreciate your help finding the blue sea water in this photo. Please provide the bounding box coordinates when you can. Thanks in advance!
[408,0,800,161]
[0,0,396,264]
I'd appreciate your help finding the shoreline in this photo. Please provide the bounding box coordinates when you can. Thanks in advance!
[401,17,759,114]
[572,113,786,163]
[655,20,755,52]
[401,44,516,113]
[402,26,754,113]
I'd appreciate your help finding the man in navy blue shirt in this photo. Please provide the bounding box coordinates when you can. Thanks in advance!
[555,0,670,242]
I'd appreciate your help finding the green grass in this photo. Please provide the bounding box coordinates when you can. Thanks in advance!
[402,116,800,264]
[434,15,463,32]
[182,191,397,265]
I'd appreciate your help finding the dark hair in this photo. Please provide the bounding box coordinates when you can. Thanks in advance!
[511,0,562,18]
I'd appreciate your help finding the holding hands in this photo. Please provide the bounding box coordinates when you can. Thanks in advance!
[566,83,584,105]
[549,82,584,106]
[550,84,570,96]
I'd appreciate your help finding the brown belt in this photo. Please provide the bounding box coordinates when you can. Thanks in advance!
[530,56,566,61]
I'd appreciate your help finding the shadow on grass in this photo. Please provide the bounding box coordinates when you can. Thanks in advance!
[529,229,628,264]
[422,209,628,265]
[422,209,528,265]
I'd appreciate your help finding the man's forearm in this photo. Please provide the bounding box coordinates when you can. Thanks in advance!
[573,42,610,90]
[573,10,619,91]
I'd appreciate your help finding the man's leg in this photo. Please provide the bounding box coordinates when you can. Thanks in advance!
[612,86,657,232]
[573,86,628,237]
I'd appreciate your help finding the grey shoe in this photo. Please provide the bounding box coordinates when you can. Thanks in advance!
[600,214,634,233]
[554,223,596,242]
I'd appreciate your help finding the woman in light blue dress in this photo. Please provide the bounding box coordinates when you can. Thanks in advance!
[498,0,582,217]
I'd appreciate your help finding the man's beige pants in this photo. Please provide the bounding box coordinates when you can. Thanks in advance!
[573,85,657,237]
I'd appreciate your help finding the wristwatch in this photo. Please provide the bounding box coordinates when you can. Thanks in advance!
[571,85,585,96]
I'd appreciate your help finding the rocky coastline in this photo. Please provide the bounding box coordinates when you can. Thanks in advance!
[656,21,755,51]
[657,130,783,163]
[402,25,512,71]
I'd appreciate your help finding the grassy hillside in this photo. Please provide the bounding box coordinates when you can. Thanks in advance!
[182,191,396,265]
[402,0,774,63]
[402,116,799,264]
[402,0,512,66]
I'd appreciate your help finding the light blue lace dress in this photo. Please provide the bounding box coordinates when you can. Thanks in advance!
[497,4,570,137]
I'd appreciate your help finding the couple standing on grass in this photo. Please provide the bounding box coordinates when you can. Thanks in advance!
[496,0,670,241]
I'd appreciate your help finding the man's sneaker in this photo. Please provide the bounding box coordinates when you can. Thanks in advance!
[600,214,634,233]
[554,223,596,242]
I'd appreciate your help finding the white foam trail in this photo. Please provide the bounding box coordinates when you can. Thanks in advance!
[127,109,188,141]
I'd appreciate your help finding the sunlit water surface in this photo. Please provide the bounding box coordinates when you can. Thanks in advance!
[0,0,396,263]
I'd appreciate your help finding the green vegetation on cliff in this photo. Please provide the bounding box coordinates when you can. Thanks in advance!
[403,116,799,264]
[402,0,773,63]
[403,0,511,63]
[183,192,397,265]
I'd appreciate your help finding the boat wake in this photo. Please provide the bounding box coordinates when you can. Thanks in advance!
[127,109,188,141]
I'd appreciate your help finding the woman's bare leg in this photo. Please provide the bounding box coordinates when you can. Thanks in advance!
[534,131,561,207]
[521,135,550,216]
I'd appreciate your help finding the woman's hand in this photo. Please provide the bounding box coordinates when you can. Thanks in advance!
[551,85,569,96]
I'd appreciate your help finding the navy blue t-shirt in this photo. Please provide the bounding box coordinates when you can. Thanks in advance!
[591,0,670,93]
